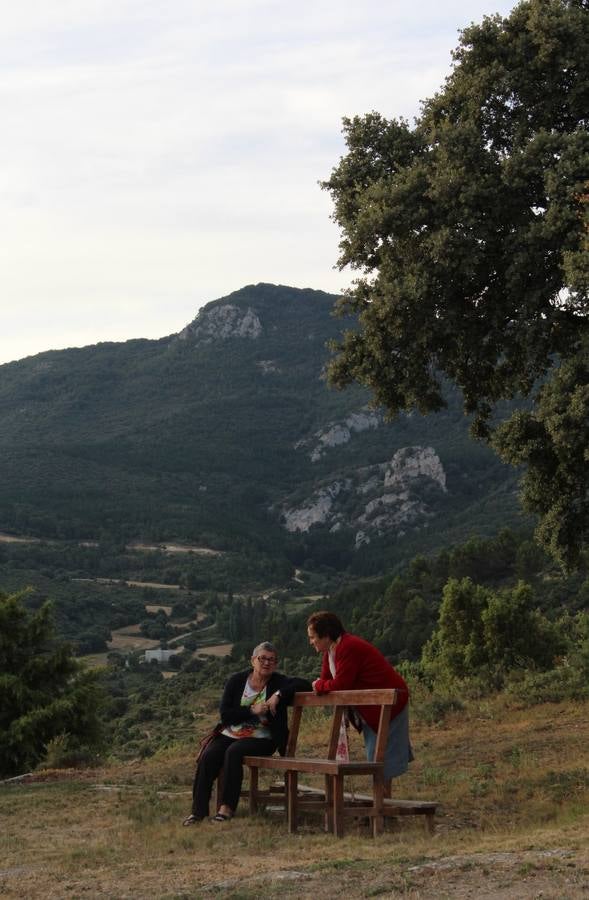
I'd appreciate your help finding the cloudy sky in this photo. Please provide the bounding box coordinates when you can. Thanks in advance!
[1,0,516,365]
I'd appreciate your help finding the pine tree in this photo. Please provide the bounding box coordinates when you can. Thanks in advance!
[0,592,104,777]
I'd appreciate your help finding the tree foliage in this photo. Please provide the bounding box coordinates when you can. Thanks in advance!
[421,576,563,685]
[323,0,589,567]
[0,592,104,777]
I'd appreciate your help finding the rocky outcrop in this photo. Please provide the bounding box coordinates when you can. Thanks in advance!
[295,407,382,461]
[256,360,281,375]
[178,304,262,343]
[282,480,351,532]
[281,446,447,548]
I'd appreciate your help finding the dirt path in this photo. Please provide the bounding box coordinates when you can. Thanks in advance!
[0,531,40,544]
[127,541,222,555]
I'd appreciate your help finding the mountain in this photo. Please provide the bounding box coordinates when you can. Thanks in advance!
[0,283,524,575]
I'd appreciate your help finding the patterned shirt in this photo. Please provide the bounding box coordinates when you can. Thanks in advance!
[221,681,272,740]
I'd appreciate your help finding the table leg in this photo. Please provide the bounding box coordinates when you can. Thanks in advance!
[249,766,259,815]
[333,774,345,838]
[325,775,334,833]
[286,770,298,833]
[372,771,385,837]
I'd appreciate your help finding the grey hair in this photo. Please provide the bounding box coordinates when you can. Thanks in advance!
[252,641,278,660]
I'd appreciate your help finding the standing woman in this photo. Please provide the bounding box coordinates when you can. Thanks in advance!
[307,611,413,790]
[184,641,311,823]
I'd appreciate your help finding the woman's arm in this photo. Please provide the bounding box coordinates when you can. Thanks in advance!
[312,642,361,693]
[266,674,312,715]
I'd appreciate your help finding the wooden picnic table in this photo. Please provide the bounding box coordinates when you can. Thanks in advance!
[243,689,437,837]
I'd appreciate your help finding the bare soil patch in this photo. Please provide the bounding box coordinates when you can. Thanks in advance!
[107,630,159,651]
[0,531,39,544]
[126,579,182,590]
[197,643,233,657]
[144,604,174,615]
[127,541,222,556]
[73,577,182,590]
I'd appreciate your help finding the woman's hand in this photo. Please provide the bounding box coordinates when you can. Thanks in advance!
[266,693,281,716]
[251,701,269,716]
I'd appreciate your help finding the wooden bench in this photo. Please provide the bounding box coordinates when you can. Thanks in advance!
[244,689,437,837]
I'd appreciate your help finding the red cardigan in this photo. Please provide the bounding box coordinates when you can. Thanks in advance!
[313,632,408,732]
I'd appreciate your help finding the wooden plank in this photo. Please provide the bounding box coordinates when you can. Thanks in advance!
[384,799,438,811]
[244,755,383,775]
[293,689,399,707]
[262,780,437,827]
[286,705,302,756]
[373,703,393,763]
[327,705,344,759]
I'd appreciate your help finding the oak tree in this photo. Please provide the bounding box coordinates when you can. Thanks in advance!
[323,0,588,567]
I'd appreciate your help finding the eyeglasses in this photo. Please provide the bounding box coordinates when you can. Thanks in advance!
[257,655,277,664]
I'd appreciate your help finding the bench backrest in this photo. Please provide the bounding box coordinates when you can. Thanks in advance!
[286,689,399,762]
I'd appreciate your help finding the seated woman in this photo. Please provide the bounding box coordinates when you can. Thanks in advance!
[183,641,311,823]
[307,611,413,791]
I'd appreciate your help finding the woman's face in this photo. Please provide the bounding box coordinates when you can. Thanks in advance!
[307,625,331,653]
[251,650,278,677]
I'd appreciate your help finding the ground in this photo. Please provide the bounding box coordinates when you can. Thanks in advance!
[1,695,588,898]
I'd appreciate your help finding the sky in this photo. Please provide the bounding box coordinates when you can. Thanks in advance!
[1,0,517,366]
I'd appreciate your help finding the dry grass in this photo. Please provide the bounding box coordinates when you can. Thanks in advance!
[1,697,588,899]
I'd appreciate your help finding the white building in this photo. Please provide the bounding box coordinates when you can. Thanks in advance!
[144,648,176,664]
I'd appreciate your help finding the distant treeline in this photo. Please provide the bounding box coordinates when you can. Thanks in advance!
[222,528,588,666]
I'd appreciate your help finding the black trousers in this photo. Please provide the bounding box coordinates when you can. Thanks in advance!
[191,734,276,818]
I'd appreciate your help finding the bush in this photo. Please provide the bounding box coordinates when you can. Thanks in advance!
[415,692,465,726]
[506,664,589,706]
[40,733,102,770]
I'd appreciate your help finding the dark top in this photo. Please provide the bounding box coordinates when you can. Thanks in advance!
[220,669,312,756]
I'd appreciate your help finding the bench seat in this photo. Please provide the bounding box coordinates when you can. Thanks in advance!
[243,755,383,776]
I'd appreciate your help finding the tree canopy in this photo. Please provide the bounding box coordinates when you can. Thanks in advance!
[323,0,588,568]
[0,592,104,777]
[421,576,564,684]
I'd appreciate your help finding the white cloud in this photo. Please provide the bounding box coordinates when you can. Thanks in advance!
[0,0,516,364]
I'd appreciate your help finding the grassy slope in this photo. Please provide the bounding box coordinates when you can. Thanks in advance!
[1,694,588,899]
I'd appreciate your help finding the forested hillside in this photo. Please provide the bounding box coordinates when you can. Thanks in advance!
[0,283,521,579]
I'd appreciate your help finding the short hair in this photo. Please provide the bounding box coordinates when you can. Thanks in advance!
[307,611,345,641]
[251,641,278,660]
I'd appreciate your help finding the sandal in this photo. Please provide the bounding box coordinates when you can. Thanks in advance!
[211,812,232,822]
[182,814,203,826]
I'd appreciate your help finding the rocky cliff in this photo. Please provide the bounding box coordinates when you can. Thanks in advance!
[282,446,447,549]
